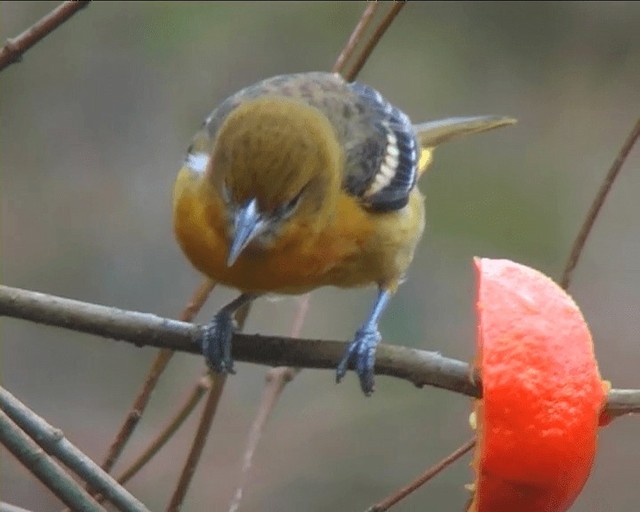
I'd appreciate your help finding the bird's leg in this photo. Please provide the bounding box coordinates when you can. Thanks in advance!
[200,293,256,374]
[336,287,392,395]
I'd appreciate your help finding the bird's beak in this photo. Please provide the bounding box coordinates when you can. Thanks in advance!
[227,198,267,267]
[414,116,517,148]
[413,116,516,175]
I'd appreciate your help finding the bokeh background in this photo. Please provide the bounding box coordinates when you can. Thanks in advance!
[2,2,639,510]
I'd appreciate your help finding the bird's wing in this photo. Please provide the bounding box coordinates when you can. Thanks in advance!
[339,81,419,212]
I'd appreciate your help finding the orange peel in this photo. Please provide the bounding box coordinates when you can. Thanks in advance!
[468,258,607,512]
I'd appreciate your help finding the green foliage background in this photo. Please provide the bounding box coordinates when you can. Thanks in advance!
[2,2,639,510]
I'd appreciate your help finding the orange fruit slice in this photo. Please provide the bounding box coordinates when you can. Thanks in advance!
[468,258,607,512]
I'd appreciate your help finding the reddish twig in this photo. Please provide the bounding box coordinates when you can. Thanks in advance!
[165,374,227,512]
[332,2,379,75]
[227,295,308,512]
[367,438,476,512]
[344,1,406,82]
[0,1,91,72]
[98,279,216,474]
[166,302,252,512]
[98,350,173,475]
[560,117,640,289]
[115,375,212,486]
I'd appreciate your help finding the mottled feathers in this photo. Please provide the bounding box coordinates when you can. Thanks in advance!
[185,72,419,212]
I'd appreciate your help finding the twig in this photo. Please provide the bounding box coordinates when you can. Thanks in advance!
[99,350,173,474]
[0,411,105,512]
[226,367,297,512]
[165,374,227,512]
[0,1,91,72]
[332,2,379,75]
[560,117,640,289]
[0,387,149,512]
[367,438,476,512]
[344,2,406,82]
[115,375,212,486]
[166,302,252,512]
[227,295,308,512]
[1,284,638,414]
[98,279,216,475]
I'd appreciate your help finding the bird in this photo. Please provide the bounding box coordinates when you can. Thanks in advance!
[173,71,515,395]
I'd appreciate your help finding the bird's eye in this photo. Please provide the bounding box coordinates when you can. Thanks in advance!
[277,189,304,219]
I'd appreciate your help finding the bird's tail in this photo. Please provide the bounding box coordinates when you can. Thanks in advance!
[414,115,517,178]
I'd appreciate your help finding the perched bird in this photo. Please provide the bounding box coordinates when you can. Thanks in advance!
[173,72,514,395]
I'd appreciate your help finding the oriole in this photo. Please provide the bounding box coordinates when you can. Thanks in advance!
[173,72,514,395]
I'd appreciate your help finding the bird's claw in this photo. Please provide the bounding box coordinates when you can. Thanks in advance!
[200,311,237,374]
[336,326,381,396]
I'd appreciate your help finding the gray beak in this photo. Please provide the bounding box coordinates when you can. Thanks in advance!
[227,198,267,267]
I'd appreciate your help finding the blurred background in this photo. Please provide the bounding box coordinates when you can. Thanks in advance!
[2,2,639,510]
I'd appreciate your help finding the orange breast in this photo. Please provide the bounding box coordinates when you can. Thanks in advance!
[173,167,424,294]
[173,172,378,294]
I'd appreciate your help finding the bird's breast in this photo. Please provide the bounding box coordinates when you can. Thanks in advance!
[174,170,424,294]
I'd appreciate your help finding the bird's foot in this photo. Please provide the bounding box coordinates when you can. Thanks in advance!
[200,310,237,374]
[336,326,381,396]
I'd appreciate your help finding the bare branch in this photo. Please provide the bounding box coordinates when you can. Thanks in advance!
[166,302,251,512]
[367,438,476,512]
[0,412,104,512]
[0,1,91,72]
[227,295,307,512]
[97,279,216,476]
[0,387,149,512]
[332,2,379,75]
[560,117,640,289]
[166,375,227,512]
[115,375,212,486]
[344,2,406,82]
[2,285,638,414]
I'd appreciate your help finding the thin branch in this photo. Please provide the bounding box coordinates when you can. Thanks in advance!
[227,367,297,512]
[0,1,91,72]
[166,302,252,512]
[227,295,308,512]
[92,376,212,506]
[344,1,406,82]
[367,438,476,512]
[99,350,173,473]
[114,375,212,486]
[560,117,640,289]
[0,387,149,512]
[0,411,105,512]
[332,2,379,75]
[98,279,215,475]
[1,285,638,414]
[166,375,227,512]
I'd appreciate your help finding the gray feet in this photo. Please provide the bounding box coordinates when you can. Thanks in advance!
[336,326,382,396]
[200,310,237,374]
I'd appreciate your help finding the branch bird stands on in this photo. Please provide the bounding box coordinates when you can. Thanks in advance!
[173,72,515,395]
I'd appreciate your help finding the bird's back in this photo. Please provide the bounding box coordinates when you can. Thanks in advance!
[198,72,419,213]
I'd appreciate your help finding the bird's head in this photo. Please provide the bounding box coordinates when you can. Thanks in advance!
[206,96,343,266]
